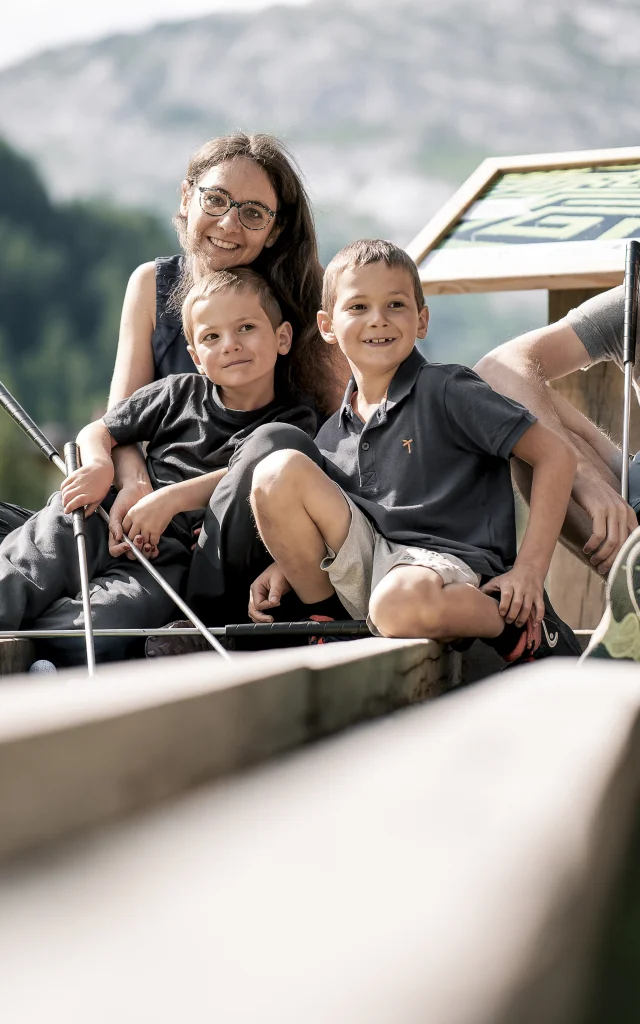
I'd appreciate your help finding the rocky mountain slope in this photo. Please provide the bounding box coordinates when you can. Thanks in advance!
[0,0,638,257]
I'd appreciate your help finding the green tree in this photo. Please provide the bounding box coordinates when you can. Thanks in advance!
[0,138,174,509]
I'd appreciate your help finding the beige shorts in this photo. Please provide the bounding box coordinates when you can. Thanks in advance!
[321,494,480,631]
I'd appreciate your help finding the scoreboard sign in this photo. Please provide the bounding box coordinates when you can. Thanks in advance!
[407,148,640,294]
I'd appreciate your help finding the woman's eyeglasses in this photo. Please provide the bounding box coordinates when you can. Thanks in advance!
[198,187,276,231]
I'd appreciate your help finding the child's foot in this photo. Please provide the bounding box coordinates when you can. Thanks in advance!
[581,525,640,661]
[145,620,210,658]
[498,592,582,665]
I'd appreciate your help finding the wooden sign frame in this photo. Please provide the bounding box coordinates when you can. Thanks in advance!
[406,146,640,295]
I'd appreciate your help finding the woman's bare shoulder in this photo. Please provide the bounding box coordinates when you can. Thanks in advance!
[129,260,157,290]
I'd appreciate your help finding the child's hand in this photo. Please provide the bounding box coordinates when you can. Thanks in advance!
[249,563,292,623]
[480,563,545,628]
[61,460,114,517]
[121,489,177,550]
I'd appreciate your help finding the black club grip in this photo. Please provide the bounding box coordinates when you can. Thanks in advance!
[64,441,86,539]
[623,239,640,366]
[0,380,60,462]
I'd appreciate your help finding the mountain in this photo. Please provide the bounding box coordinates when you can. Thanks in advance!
[0,0,638,258]
[0,0,634,387]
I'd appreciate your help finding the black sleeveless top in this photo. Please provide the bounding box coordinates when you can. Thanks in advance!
[151,255,195,379]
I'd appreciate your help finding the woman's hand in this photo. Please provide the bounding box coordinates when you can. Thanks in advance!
[480,562,545,628]
[109,479,155,558]
[61,461,114,518]
[249,563,292,623]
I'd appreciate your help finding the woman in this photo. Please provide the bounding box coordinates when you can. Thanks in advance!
[0,132,342,553]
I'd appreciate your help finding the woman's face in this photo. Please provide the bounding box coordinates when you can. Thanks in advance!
[180,157,281,271]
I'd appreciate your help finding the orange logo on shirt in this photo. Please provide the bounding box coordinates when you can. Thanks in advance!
[402,439,413,454]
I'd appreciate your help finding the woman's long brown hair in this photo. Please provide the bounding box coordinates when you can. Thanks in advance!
[173,132,339,414]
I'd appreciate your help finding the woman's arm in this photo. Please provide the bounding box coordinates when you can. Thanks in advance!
[109,262,157,406]
[107,262,158,554]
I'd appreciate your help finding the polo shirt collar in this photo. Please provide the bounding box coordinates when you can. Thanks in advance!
[338,346,426,423]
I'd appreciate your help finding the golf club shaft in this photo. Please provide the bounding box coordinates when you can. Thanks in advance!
[64,442,96,676]
[622,239,640,502]
[0,380,231,660]
[0,621,370,639]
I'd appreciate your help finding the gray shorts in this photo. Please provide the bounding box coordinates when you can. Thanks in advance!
[321,494,480,631]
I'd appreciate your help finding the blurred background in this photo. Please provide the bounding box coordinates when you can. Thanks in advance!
[0,0,638,506]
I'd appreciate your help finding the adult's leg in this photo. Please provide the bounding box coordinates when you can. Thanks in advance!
[250,449,352,603]
[0,502,34,543]
[187,423,328,620]
[34,533,189,667]
[368,566,504,640]
[0,492,108,629]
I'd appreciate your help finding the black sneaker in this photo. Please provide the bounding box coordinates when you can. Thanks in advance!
[504,591,582,665]
[145,620,210,658]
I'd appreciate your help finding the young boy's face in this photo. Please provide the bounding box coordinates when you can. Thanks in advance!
[188,288,291,392]
[318,262,429,375]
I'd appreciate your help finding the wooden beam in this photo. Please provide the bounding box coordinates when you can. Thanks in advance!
[419,243,625,295]
[3,661,640,1023]
[0,638,462,861]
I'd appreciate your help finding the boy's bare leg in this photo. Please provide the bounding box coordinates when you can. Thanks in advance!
[250,450,352,603]
[369,565,505,641]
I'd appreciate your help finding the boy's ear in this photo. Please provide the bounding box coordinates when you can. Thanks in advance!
[276,320,293,354]
[417,304,429,340]
[317,309,337,344]
[179,179,192,218]
[187,343,206,375]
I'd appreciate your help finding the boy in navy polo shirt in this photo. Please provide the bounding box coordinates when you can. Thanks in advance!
[248,240,582,662]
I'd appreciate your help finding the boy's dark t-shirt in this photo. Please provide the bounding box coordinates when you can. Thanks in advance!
[315,348,536,578]
[104,373,317,545]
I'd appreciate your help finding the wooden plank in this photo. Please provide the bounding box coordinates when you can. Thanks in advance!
[0,638,459,861]
[2,661,640,1024]
[420,240,626,295]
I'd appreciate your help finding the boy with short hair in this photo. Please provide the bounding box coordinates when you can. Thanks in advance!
[0,268,316,665]
[249,240,581,662]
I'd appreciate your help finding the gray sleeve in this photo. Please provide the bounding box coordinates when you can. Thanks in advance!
[566,286,624,369]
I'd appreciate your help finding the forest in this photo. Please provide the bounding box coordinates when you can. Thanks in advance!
[0,138,173,509]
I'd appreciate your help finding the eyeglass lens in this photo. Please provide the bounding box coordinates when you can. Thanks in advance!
[200,189,272,229]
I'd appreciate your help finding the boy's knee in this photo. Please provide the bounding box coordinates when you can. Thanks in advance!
[369,571,444,638]
[251,449,317,506]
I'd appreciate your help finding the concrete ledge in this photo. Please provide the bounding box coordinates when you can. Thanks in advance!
[0,637,457,861]
[1,662,640,1023]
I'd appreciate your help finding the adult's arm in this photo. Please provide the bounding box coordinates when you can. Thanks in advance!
[106,262,157,555]
[474,319,635,572]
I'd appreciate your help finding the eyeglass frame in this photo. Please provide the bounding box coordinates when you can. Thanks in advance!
[197,187,277,231]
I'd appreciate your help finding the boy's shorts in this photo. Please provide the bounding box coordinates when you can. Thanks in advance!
[321,493,480,632]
